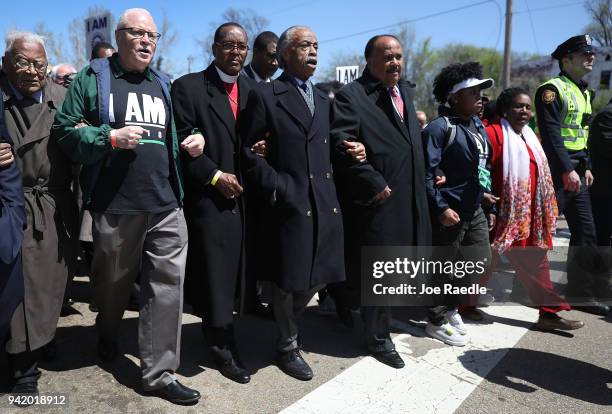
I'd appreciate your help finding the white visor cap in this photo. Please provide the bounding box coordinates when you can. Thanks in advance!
[449,78,495,95]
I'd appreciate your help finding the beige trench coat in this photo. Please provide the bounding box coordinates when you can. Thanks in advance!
[1,73,78,353]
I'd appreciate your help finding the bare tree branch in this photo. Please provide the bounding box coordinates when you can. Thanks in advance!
[196,7,269,69]
[154,9,179,75]
[584,0,612,46]
[33,22,67,64]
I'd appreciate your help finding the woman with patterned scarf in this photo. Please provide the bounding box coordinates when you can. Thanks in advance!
[461,87,584,331]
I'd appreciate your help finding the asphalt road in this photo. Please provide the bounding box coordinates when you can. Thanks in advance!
[0,219,610,413]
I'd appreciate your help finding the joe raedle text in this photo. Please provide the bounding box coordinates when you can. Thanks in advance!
[362,253,489,306]
[372,283,487,296]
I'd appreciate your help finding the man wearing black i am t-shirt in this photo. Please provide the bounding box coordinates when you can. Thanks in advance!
[53,8,204,405]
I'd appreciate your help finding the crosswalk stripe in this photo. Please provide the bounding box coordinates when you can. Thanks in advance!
[282,308,539,412]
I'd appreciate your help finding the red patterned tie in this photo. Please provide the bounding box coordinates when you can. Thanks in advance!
[390,87,404,120]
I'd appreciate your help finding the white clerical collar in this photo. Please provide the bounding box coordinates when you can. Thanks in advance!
[8,80,43,103]
[215,66,239,84]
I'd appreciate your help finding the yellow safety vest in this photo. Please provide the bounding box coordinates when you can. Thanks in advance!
[537,75,592,151]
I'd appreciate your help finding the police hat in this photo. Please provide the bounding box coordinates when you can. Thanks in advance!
[551,35,594,60]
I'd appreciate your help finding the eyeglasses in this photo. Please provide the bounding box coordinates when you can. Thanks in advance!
[12,56,48,74]
[118,27,162,43]
[215,42,249,52]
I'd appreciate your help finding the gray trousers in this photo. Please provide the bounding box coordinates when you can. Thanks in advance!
[272,283,323,352]
[91,208,187,390]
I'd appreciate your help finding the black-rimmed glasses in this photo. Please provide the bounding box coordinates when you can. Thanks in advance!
[118,27,162,43]
[215,42,249,52]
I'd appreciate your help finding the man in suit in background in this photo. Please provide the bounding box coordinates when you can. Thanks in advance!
[242,26,345,381]
[241,31,278,83]
[241,30,279,319]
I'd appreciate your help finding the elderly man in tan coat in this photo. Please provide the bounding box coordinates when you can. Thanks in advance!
[1,31,78,405]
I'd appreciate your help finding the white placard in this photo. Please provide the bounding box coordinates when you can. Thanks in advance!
[85,13,112,59]
[336,65,359,84]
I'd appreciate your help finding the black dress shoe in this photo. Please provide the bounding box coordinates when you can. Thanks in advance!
[573,303,610,316]
[11,381,39,407]
[372,350,405,369]
[147,380,201,405]
[277,349,313,381]
[97,338,118,362]
[216,358,250,384]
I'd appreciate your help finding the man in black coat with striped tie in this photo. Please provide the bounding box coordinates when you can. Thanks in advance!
[330,34,432,368]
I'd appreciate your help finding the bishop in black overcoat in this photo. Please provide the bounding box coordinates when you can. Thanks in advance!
[172,63,257,326]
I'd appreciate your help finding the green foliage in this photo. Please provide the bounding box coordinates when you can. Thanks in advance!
[405,37,438,117]
[434,43,503,99]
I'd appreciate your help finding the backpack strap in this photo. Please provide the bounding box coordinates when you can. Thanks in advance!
[149,68,172,112]
[89,58,111,125]
[442,116,456,153]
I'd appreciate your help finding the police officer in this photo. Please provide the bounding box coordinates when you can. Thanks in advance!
[535,34,610,316]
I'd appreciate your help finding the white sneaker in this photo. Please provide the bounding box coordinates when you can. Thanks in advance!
[446,308,467,335]
[425,322,467,346]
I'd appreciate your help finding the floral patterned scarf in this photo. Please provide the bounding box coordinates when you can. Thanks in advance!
[492,118,558,253]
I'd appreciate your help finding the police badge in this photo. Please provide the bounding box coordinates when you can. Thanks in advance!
[542,89,556,104]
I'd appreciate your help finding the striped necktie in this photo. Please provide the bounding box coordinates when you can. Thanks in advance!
[389,87,404,121]
[298,82,315,116]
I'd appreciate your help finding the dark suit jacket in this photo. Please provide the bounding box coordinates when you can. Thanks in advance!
[330,68,431,285]
[0,136,25,342]
[589,99,612,197]
[241,72,345,292]
[171,64,257,325]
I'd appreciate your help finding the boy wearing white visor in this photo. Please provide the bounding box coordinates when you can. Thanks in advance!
[421,62,496,346]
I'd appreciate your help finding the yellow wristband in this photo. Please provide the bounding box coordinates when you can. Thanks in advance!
[211,170,223,186]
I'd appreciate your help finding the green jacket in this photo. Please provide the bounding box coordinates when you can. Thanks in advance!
[52,54,184,206]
